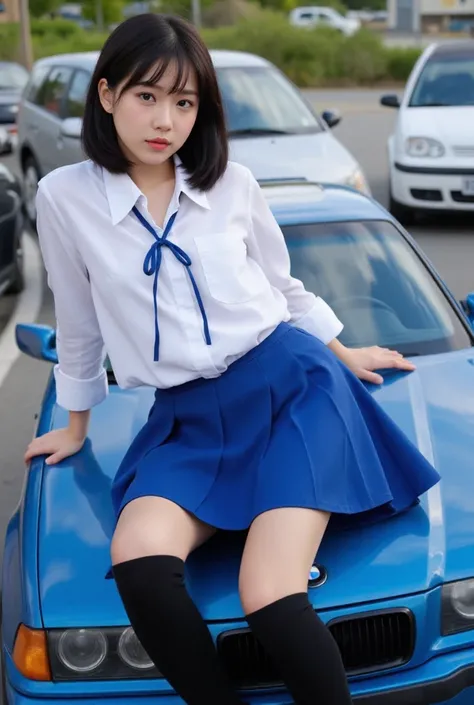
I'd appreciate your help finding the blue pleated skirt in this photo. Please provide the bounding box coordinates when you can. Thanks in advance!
[109,322,440,544]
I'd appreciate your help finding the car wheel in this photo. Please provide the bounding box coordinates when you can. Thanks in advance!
[23,157,41,229]
[389,192,416,226]
[5,233,24,296]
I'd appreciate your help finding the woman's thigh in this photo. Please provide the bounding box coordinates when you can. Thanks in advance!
[239,507,330,615]
[110,496,217,565]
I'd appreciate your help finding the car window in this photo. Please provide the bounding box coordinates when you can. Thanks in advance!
[409,50,474,107]
[36,66,73,116]
[24,64,51,103]
[0,62,29,90]
[216,66,322,135]
[283,219,472,355]
[65,69,91,118]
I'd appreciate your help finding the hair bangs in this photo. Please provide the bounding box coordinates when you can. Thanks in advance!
[121,38,192,96]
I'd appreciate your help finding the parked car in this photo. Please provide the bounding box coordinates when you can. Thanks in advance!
[0,61,29,147]
[0,162,24,296]
[0,126,13,156]
[381,40,474,223]
[289,5,361,35]
[16,50,370,226]
[3,180,474,705]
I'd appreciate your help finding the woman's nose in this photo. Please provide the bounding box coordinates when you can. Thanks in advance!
[151,103,173,131]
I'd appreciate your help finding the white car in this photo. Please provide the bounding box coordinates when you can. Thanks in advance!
[289,6,360,36]
[17,49,369,226]
[381,40,474,223]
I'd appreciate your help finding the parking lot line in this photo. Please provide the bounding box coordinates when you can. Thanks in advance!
[0,232,43,388]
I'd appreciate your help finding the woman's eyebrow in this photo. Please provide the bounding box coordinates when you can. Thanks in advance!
[135,81,198,96]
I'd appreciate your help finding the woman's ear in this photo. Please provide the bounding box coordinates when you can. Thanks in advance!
[98,78,114,114]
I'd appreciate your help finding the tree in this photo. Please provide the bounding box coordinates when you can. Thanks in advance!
[81,0,125,27]
[29,0,62,17]
[345,0,386,8]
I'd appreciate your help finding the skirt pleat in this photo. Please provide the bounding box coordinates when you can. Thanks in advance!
[110,322,441,538]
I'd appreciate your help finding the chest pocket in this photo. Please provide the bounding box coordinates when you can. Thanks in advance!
[194,231,267,305]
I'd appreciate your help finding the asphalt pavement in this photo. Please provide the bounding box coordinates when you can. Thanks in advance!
[0,87,473,622]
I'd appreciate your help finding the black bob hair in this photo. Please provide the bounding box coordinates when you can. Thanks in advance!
[82,13,228,192]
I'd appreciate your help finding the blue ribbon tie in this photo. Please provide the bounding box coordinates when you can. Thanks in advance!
[132,206,211,362]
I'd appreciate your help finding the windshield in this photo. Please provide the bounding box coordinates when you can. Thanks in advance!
[0,63,29,90]
[409,51,474,107]
[216,66,322,135]
[283,219,472,356]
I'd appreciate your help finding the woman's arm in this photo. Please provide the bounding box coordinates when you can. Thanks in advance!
[25,178,108,465]
[36,178,108,411]
[244,168,343,344]
[245,169,416,383]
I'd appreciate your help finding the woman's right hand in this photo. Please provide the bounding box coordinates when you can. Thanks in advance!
[24,428,86,466]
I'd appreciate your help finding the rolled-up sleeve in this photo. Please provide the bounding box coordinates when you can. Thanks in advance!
[36,180,108,411]
[246,170,343,344]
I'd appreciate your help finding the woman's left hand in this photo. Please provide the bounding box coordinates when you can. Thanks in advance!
[330,341,416,385]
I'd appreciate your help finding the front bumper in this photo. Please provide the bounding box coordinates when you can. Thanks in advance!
[4,645,474,705]
[391,162,474,211]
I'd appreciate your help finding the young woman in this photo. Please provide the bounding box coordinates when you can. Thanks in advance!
[25,13,440,705]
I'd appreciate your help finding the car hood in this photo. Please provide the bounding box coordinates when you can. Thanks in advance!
[399,106,474,147]
[229,131,358,184]
[0,89,21,105]
[39,349,474,627]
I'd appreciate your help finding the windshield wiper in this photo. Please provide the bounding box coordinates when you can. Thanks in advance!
[414,102,453,107]
[228,128,291,136]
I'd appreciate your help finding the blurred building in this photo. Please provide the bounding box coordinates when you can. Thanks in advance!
[388,0,474,32]
[0,0,20,23]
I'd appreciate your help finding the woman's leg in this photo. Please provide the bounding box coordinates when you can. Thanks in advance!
[240,507,352,705]
[111,496,243,705]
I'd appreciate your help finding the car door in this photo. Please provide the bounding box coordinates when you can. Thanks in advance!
[57,67,91,167]
[29,65,74,175]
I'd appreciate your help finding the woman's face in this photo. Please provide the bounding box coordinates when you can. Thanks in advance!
[98,60,199,168]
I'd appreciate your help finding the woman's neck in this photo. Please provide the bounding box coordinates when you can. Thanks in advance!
[129,158,175,195]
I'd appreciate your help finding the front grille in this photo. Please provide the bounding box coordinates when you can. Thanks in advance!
[0,105,16,123]
[410,188,443,202]
[218,609,414,689]
[451,191,474,203]
[452,146,474,158]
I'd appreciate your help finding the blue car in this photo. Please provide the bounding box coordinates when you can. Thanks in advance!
[2,181,474,705]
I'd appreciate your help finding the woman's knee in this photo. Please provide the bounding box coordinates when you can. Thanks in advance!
[110,496,216,565]
[239,578,290,616]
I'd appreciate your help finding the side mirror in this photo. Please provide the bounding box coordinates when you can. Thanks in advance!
[380,94,400,109]
[321,109,342,129]
[460,292,474,326]
[15,323,58,363]
[60,117,82,139]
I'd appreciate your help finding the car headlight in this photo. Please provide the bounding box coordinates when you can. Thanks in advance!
[57,629,107,673]
[345,168,371,195]
[118,627,154,669]
[406,137,445,158]
[48,627,162,680]
[442,578,474,635]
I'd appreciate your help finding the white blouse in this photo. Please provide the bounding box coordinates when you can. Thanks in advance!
[36,157,343,412]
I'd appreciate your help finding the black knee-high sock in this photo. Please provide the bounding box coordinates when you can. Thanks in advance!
[112,555,243,705]
[246,592,352,705]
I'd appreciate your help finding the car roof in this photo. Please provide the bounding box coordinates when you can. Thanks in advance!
[260,180,394,226]
[33,49,271,70]
[430,40,474,57]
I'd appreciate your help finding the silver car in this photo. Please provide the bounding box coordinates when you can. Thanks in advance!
[17,49,370,226]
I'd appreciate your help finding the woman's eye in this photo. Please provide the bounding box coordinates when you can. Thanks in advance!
[177,99,193,108]
[139,92,154,103]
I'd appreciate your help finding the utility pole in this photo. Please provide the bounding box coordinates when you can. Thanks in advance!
[96,0,104,32]
[18,0,33,70]
[191,0,201,28]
